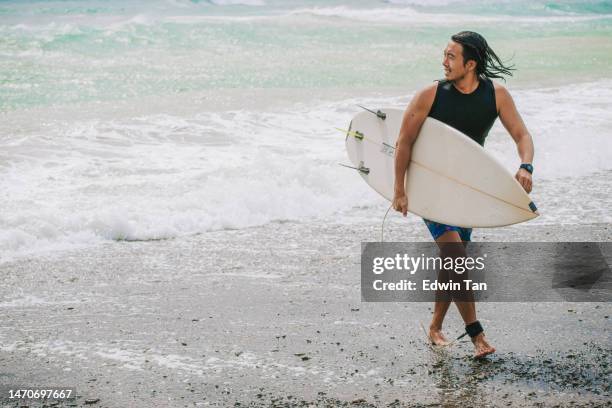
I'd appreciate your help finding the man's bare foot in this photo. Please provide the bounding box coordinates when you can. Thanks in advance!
[428,326,450,346]
[471,333,496,358]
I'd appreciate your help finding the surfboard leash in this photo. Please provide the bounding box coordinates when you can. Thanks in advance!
[381,203,393,242]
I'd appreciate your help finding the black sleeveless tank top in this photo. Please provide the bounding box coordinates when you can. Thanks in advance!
[427,78,498,146]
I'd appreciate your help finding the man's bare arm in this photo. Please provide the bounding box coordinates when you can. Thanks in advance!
[393,84,437,215]
[495,84,535,193]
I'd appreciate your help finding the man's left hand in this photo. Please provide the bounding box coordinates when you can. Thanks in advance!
[515,168,532,193]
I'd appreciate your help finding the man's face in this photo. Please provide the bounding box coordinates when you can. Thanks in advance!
[443,41,471,81]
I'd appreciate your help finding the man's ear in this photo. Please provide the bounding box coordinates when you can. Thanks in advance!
[466,60,477,73]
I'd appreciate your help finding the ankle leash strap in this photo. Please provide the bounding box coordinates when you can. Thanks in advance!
[466,320,484,338]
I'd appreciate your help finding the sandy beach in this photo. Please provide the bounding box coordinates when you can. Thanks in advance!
[1,216,610,407]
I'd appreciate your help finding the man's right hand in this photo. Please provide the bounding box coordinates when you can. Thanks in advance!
[392,194,409,217]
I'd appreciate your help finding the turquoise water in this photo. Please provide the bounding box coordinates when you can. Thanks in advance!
[1,0,612,111]
[1,0,611,262]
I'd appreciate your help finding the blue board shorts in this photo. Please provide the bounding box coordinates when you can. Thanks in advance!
[423,218,472,242]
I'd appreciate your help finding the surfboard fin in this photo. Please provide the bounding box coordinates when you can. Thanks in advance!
[358,105,386,120]
[338,163,370,175]
[335,127,364,140]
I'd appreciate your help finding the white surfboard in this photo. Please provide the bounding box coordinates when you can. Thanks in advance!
[344,107,538,228]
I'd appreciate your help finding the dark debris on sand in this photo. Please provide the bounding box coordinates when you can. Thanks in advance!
[228,342,610,408]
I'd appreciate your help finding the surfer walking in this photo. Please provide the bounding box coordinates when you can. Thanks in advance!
[392,31,534,358]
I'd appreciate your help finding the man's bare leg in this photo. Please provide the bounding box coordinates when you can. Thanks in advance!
[429,299,451,346]
[427,231,458,346]
[430,231,496,358]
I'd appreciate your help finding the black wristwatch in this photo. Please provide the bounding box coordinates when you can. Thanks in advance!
[519,163,534,174]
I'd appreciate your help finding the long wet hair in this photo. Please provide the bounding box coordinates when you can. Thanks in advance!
[451,31,515,81]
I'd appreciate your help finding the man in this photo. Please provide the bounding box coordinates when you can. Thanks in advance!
[392,31,534,358]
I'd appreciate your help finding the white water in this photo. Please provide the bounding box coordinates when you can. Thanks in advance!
[2,80,611,262]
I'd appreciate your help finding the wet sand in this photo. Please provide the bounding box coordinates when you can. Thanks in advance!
[0,218,610,407]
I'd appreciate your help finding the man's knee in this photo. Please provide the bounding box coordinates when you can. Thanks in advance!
[438,239,467,259]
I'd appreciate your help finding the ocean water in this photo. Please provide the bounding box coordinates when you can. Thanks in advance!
[1,0,611,262]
